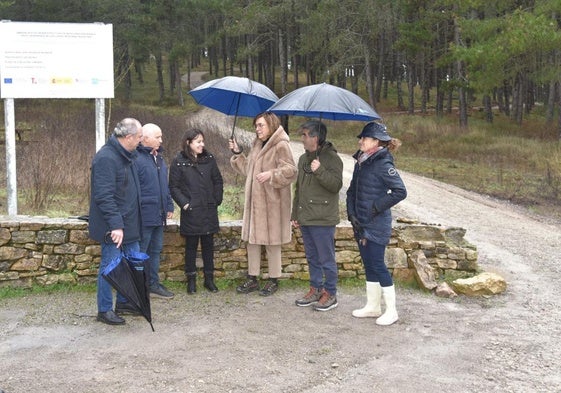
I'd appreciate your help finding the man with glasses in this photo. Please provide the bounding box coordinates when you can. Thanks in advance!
[291,120,343,311]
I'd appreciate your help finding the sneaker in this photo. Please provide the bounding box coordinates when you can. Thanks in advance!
[115,302,141,316]
[313,290,338,312]
[259,280,278,296]
[150,284,174,298]
[295,287,322,307]
[236,278,260,294]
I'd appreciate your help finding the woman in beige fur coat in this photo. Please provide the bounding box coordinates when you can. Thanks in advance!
[229,111,297,296]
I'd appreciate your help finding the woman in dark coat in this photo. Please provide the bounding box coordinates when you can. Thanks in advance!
[169,128,224,294]
[346,122,407,326]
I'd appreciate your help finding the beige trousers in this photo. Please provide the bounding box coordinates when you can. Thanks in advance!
[246,243,282,279]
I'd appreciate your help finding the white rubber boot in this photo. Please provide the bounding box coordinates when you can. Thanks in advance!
[352,282,382,318]
[376,285,398,326]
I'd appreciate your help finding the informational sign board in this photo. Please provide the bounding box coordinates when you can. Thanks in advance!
[0,21,113,98]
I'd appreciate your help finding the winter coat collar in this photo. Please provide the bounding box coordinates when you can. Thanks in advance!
[353,146,391,165]
[137,144,164,156]
[108,134,137,161]
[253,126,289,157]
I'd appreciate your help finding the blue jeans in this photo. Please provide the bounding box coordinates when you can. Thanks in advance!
[140,225,164,287]
[358,240,393,287]
[300,225,338,295]
[97,241,140,312]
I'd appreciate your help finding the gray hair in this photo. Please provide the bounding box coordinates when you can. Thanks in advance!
[113,118,141,137]
[299,120,327,145]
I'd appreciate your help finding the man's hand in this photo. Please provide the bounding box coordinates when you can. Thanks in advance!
[349,215,361,233]
[110,228,124,248]
[310,158,320,172]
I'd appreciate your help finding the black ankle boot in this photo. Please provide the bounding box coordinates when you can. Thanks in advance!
[186,274,196,294]
[203,273,218,293]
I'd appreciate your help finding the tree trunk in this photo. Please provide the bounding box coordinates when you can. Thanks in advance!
[176,60,184,107]
[396,53,405,110]
[454,17,467,127]
[483,94,493,123]
[169,61,176,95]
[374,32,384,104]
[420,52,427,114]
[294,53,300,89]
[156,52,165,102]
[407,60,415,115]
[547,80,557,124]
[557,82,561,139]
[363,43,375,109]
[278,28,288,95]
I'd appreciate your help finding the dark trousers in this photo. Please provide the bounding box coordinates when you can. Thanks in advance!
[358,240,393,287]
[300,225,338,295]
[184,234,214,275]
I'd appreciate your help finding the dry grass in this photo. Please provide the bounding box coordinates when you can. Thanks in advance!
[2,65,561,219]
[0,100,241,217]
[325,111,561,218]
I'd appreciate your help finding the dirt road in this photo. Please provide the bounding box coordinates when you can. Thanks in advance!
[2,142,561,392]
[2,76,561,392]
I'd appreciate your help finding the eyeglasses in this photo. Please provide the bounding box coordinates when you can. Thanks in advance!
[255,123,267,129]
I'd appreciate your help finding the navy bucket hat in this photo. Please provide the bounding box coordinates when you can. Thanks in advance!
[357,122,392,141]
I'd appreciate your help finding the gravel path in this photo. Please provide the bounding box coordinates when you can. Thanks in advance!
[1,75,561,392]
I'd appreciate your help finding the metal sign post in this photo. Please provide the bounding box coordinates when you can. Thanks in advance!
[4,98,17,215]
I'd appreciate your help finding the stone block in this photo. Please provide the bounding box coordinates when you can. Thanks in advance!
[392,268,417,286]
[337,250,360,263]
[11,258,41,271]
[36,230,67,244]
[54,243,85,255]
[452,272,507,296]
[0,227,11,246]
[436,258,457,270]
[385,247,408,268]
[11,230,36,244]
[410,249,437,290]
[69,230,95,245]
[0,246,27,261]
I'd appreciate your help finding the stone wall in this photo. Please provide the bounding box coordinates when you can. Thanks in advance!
[0,216,478,289]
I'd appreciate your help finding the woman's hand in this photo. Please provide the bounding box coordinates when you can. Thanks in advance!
[229,138,242,154]
[256,171,272,183]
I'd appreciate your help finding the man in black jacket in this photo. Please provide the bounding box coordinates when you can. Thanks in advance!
[136,123,175,298]
[89,118,143,325]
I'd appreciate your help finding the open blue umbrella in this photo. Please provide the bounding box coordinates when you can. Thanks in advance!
[188,76,279,139]
[268,82,380,121]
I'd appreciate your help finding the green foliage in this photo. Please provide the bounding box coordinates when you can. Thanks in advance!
[218,185,245,220]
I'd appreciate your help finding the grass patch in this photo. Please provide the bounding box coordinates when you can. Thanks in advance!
[0,277,370,300]
[0,282,96,300]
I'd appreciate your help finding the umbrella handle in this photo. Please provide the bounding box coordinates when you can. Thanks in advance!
[229,136,243,154]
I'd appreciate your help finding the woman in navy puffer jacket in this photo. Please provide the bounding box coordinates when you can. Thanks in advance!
[346,122,407,326]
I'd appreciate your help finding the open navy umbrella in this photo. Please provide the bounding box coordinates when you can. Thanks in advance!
[188,76,279,139]
[268,82,380,121]
[102,251,154,331]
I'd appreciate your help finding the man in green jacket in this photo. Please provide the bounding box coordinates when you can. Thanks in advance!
[291,120,344,311]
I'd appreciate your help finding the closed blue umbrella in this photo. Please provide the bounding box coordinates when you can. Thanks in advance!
[268,82,380,121]
[188,76,279,139]
[102,251,154,331]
